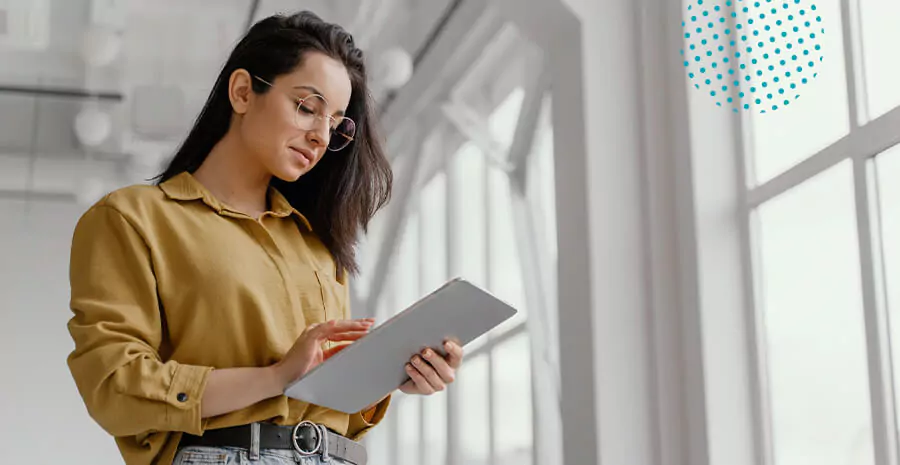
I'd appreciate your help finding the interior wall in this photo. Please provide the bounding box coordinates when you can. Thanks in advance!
[0,199,121,464]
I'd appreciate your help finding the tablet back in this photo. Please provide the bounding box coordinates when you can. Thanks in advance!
[284,278,518,413]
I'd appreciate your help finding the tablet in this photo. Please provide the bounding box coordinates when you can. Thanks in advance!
[284,277,519,413]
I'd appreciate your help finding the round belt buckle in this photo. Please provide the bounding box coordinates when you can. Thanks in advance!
[291,421,322,456]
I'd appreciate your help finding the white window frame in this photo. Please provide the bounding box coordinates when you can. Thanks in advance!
[674,0,900,465]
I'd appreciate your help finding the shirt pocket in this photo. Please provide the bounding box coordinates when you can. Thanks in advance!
[314,269,349,322]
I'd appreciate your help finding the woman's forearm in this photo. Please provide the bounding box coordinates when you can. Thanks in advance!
[200,365,286,418]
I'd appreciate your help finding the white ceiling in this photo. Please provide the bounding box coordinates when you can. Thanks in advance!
[0,0,454,202]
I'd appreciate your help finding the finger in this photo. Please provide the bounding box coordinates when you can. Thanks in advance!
[405,363,436,395]
[421,348,455,384]
[442,340,464,369]
[324,331,371,342]
[410,355,445,392]
[399,378,418,395]
[309,320,372,338]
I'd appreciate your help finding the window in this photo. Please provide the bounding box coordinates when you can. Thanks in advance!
[358,18,556,465]
[858,0,900,121]
[875,146,900,421]
[743,0,849,184]
[731,0,900,463]
[755,161,874,465]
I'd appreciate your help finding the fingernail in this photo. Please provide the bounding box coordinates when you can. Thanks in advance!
[423,349,432,358]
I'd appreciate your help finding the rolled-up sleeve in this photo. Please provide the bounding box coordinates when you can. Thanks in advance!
[346,395,391,440]
[66,202,213,437]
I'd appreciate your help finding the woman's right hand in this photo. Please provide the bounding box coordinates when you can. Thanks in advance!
[270,318,375,390]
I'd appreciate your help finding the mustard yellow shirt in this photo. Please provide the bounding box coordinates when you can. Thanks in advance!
[66,172,389,465]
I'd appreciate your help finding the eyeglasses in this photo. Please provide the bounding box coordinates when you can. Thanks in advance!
[252,75,356,151]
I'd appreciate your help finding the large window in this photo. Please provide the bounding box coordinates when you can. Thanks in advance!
[734,0,900,463]
[358,20,557,465]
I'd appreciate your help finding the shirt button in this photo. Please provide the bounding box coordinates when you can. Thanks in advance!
[177,392,188,402]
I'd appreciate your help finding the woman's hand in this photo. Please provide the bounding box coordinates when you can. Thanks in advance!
[399,339,464,395]
[271,318,375,390]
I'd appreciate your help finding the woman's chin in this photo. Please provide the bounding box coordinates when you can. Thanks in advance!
[273,165,310,182]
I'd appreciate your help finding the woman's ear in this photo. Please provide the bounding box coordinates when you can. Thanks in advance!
[228,69,253,115]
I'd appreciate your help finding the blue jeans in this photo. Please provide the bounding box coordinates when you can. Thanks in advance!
[173,446,355,465]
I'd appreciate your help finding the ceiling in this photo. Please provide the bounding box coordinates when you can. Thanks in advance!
[0,0,455,203]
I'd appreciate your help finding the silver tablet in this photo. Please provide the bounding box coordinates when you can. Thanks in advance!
[284,278,519,413]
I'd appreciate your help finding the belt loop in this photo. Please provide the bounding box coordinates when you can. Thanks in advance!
[318,424,331,463]
[250,422,261,461]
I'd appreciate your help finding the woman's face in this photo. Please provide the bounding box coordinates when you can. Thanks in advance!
[231,51,353,182]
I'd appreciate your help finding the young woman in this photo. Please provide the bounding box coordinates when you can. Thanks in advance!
[66,11,464,465]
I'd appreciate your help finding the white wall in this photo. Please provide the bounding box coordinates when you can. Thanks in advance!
[0,199,121,464]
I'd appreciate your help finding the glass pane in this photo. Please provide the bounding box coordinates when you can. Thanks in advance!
[756,160,874,465]
[423,392,448,465]
[394,211,420,313]
[458,355,490,465]
[488,166,528,336]
[875,145,900,430]
[488,87,524,148]
[396,396,421,465]
[743,0,850,184]
[492,333,534,465]
[450,142,487,287]
[420,172,447,293]
[528,95,558,268]
[859,0,900,121]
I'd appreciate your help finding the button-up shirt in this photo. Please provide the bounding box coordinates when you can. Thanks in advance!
[66,172,389,465]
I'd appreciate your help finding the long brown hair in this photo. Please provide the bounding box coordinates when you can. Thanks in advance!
[156,11,393,276]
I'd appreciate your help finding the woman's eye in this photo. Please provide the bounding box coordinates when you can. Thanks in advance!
[299,104,316,115]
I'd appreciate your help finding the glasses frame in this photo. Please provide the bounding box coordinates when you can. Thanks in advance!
[252,75,356,151]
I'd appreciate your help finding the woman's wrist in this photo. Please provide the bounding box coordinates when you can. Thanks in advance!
[264,363,290,398]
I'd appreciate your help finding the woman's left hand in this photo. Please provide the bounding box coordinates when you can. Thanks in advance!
[400,339,464,395]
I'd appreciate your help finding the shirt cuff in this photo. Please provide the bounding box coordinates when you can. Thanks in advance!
[346,394,391,440]
[165,363,214,435]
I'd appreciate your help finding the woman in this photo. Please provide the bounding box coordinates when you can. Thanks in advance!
[66,11,463,465]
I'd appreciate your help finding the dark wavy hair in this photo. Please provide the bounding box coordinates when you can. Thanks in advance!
[156,11,393,277]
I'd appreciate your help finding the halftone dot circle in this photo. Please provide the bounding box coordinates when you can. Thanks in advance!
[682,0,824,112]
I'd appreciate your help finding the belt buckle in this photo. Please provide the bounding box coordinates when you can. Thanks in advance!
[291,421,322,456]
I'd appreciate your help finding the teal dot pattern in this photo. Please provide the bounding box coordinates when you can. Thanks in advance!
[681,0,825,113]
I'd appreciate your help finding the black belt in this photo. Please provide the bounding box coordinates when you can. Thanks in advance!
[180,421,367,465]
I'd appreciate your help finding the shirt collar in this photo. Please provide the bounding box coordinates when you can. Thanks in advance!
[159,172,313,231]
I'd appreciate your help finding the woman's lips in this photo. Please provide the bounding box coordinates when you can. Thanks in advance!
[289,146,314,165]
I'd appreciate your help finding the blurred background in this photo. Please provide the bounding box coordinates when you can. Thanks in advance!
[1,0,900,465]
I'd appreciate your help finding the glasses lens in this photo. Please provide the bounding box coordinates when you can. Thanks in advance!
[328,117,356,151]
[294,95,356,151]
[294,95,326,130]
